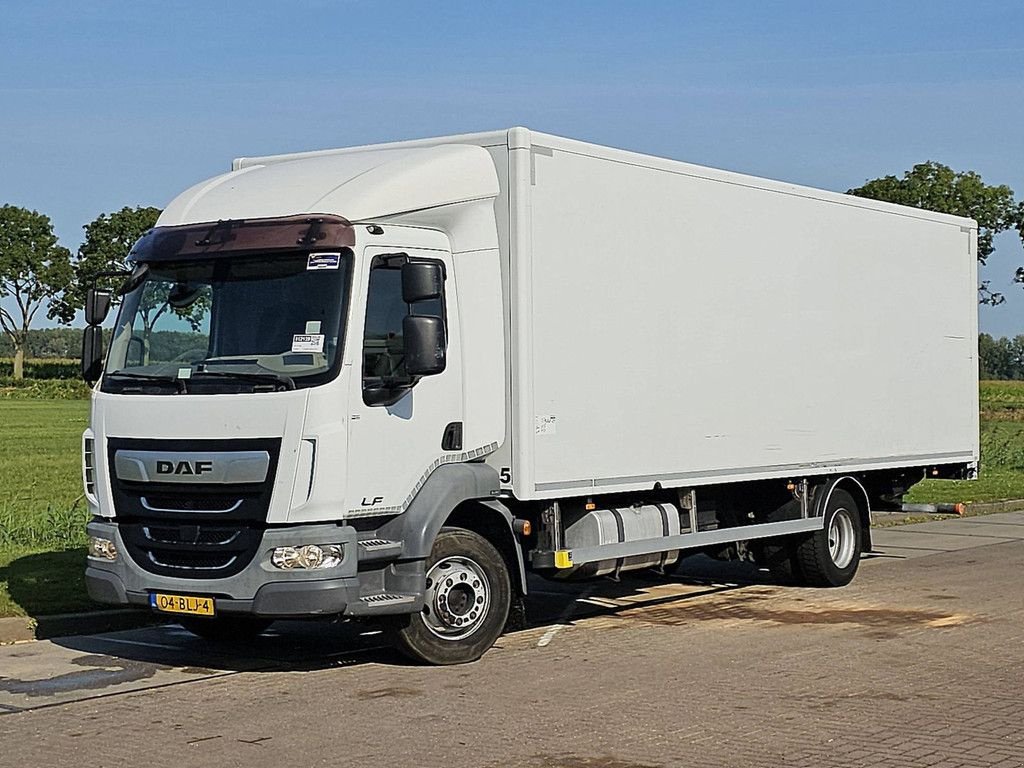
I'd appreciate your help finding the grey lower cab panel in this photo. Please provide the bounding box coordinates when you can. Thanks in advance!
[535,517,825,568]
[86,567,360,616]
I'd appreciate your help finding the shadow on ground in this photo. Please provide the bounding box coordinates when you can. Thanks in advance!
[37,555,779,675]
[1,548,91,616]
[0,548,166,638]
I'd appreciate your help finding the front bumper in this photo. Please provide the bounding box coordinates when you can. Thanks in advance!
[86,519,361,617]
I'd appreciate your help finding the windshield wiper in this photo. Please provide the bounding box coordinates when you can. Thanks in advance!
[105,371,188,393]
[191,370,296,391]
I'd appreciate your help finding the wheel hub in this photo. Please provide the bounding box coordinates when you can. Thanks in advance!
[828,508,856,569]
[423,556,491,641]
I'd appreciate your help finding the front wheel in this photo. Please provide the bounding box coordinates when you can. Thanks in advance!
[794,488,863,587]
[392,527,511,665]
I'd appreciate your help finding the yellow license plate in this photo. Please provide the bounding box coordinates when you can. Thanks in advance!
[150,593,215,616]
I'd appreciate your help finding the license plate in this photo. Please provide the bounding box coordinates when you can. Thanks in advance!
[150,593,215,617]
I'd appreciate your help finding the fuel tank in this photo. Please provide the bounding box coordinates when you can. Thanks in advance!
[556,503,682,579]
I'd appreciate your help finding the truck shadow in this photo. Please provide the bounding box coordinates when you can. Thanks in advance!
[0,548,131,635]
[35,555,777,678]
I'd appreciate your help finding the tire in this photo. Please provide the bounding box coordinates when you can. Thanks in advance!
[392,527,511,665]
[179,615,273,643]
[794,488,863,587]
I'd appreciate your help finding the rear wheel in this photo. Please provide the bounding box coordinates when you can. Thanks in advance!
[392,527,511,665]
[794,488,863,587]
[179,615,273,643]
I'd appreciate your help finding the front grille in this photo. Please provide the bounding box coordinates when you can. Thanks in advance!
[122,520,263,578]
[108,437,280,579]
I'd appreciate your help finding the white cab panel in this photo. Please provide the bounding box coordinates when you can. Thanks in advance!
[91,387,312,523]
[344,243,466,518]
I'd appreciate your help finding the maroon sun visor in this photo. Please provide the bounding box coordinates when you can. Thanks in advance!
[128,214,356,262]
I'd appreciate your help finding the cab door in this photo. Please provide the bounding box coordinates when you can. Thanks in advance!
[345,245,463,517]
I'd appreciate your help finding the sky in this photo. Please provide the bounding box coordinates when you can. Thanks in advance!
[2,0,1023,335]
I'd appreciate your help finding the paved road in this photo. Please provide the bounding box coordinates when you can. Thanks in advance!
[2,513,1024,768]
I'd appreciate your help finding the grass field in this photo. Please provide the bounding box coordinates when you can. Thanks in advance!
[906,381,1024,503]
[0,399,93,617]
[0,384,1022,619]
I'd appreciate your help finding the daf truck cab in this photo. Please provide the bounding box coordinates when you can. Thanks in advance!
[81,129,979,664]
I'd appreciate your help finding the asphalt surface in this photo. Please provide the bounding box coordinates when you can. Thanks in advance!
[2,513,1024,768]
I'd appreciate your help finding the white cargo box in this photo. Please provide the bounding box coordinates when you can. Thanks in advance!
[482,130,979,499]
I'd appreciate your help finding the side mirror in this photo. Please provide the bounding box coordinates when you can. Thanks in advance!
[167,283,203,309]
[81,325,104,385]
[85,288,112,326]
[401,261,443,304]
[363,385,398,407]
[403,315,446,376]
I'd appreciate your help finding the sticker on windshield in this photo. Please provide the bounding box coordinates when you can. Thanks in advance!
[307,253,341,270]
[292,334,325,353]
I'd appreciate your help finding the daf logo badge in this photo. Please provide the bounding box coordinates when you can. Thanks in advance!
[156,460,214,476]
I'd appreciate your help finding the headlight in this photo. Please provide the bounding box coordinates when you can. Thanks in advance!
[271,544,344,570]
[88,536,118,561]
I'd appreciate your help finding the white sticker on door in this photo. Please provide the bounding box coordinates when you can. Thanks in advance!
[291,334,325,353]
[535,415,557,436]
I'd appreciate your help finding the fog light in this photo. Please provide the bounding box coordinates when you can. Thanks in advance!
[88,536,118,561]
[271,544,343,570]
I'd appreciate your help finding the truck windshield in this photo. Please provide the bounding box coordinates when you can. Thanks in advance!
[102,250,352,394]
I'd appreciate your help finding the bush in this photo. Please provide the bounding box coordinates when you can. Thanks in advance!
[0,377,91,399]
[0,358,80,379]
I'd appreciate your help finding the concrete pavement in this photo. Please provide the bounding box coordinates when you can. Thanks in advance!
[1,512,1023,767]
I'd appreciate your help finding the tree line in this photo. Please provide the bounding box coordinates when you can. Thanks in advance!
[2,161,1024,379]
[979,334,1024,380]
[7,326,1022,382]
[0,328,206,363]
[1,205,159,378]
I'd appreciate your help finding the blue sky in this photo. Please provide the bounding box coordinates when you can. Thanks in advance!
[2,0,1023,334]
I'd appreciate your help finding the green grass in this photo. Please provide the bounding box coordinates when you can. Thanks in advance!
[0,400,90,548]
[0,547,93,617]
[0,400,91,617]
[907,381,1024,504]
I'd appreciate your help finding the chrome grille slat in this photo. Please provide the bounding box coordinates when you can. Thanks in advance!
[140,496,244,514]
[142,526,241,546]
[147,551,239,571]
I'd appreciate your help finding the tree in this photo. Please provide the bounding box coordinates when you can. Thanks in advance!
[49,205,162,322]
[848,162,1024,305]
[50,206,212,365]
[0,205,73,378]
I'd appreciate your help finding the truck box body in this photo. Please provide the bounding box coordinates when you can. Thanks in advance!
[497,132,980,498]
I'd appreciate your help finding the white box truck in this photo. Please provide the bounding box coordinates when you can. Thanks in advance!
[80,128,979,664]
